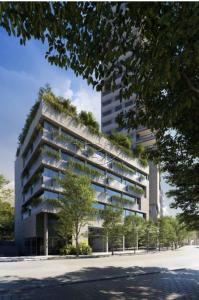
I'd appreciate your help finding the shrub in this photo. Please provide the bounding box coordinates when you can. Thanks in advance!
[60,242,92,255]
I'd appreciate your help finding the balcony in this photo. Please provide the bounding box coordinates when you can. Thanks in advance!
[23,131,43,169]
[23,178,43,204]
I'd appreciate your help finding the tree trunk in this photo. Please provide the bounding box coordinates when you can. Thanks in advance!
[75,230,79,257]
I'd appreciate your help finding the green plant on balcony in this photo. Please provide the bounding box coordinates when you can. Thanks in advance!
[111,194,136,206]
[112,161,135,175]
[139,174,145,181]
[106,176,115,184]
[55,133,67,142]
[86,146,95,157]
[68,160,102,178]
[44,149,60,161]
[22,169,42,194]
[138,158,148,168]
[128,185,144,195]
[74,140,85,150]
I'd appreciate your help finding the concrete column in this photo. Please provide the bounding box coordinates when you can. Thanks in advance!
[44,213,48,256]
[122,235,125,252]
[106,234,109,253]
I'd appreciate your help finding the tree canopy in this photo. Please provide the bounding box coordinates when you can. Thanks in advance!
[0,2,198,227]
[0,174,14,240]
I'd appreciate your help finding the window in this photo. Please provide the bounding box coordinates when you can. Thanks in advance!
[96,150,105,159]
[102,120,112,127]
[102,91,111,97]
[44,121,57,131]
[102,99,112,107]
[107,172,122,183]
[115,95,121,101]
[115,104,122,112]
[43,167,59,178]
[61,151,73,162]
[123,193,136,203]
[125,100,133,107]
[102,110,112,117]
[43,190,59,200]
[91,184,105,193]
[136,211,145,218]
[87,163,105,176]
[124,209,135,217]
[106,188,121,199]
[92,202,105,210]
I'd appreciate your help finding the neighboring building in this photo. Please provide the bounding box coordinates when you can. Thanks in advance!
[101,78,163,221]
[15,99,149,255]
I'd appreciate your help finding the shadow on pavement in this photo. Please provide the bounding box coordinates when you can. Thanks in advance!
[1,266,199,299]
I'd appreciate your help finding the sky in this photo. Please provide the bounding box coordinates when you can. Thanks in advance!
[0,29,176,216]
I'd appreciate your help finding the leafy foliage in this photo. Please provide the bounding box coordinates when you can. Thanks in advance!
[0,175,14,240]
[1,2,198,226]
[79,111,100,135]
[56,170,95,256]
[60,242,92,255]
[100,205,123,255]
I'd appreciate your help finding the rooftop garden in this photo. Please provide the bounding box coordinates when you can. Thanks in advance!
[16,85,148,168]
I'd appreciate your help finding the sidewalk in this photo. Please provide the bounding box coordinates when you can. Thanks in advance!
[0,249,148,262]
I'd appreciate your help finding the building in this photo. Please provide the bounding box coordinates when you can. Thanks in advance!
[101,78,163,221]
[15,98,150,255]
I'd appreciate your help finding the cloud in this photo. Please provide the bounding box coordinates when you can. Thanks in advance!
[73,86,101,123]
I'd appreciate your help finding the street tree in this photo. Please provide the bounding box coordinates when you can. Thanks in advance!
[100,205,123,255]
[0,2,199,226]
[0,174,14,240]
[56,170,95,256]
[124,214,145,252]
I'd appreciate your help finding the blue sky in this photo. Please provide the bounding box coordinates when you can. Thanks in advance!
[0,29,175,216]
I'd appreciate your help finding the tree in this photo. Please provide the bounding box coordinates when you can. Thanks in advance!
[100,205,123,255]
[124,214,145,252]
[0,174,14,240]
[0,2,199,226]
[56,170,95,256]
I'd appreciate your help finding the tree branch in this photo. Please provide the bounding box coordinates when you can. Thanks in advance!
[182,72,199,94]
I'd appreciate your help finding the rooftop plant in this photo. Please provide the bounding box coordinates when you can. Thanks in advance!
[16,85,148,169]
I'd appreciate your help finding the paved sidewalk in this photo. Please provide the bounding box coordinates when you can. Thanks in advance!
[0,249,147,262]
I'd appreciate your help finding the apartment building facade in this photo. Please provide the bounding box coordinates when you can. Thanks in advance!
[101,77,162,221]
[15,99,149,255]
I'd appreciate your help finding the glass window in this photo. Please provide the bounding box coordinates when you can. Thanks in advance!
[123,193,136,203]
[115,95,121,101]
[115,104,122,112]
[107,172,122,183]
[96,150,105,159]
[92,202,105,210]
[43,167,59,178]
[125,100,133,107]
[124,209,136,217]
[102,98,112,106]
[102,110,112,117]
[87,163,105,176]
[106,188,121,198]
[43,191,59,200]
[102,120,112,127]
[135,211,145,218]
[61,151,73,161]
[44,121,58,132]
[91,184,105,193]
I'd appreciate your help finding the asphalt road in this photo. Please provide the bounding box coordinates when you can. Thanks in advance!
[0,246,199,299]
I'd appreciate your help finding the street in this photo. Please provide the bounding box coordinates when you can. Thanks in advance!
[0,246,199,299]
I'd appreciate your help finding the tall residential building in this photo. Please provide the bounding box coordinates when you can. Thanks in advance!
[101,78,162,221]
[15,98,150,255]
